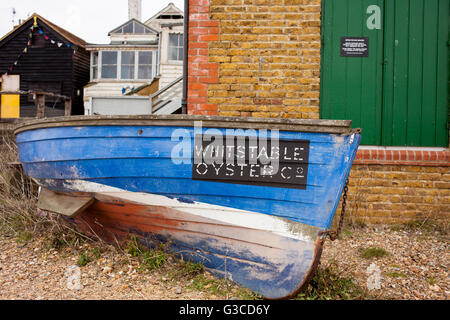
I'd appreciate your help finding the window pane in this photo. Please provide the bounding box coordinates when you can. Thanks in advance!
[121,66,134,79]
[138,66,152,79]
[121,51,135,79]
[138,51,153,79]
[121,51,135,64]
[169,34,178,47]
[102,51,117,65]
[92,66,98,79]
[135,23,144,34]
[92,52,98,65]
[101,51,117,79]
[139,51,152,65]
[168,34,183,61]
[168,48,176,61]
[102,66,117,79]
[123,22,133,33]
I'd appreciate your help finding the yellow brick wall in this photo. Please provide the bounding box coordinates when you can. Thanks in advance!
[209,0,322,119]
[335,164,450,224]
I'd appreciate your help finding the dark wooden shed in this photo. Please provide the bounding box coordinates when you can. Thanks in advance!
[0,14,90,117]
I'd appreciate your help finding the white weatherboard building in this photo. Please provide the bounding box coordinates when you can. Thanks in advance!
[83,1,184,115]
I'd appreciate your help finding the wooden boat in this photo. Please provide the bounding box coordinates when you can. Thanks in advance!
[14,115,361,299]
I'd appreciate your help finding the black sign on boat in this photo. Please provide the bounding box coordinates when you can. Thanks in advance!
[192,134,310,189]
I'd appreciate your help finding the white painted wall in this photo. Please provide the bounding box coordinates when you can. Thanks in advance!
[159,64,183,88]
[109,34,157,43]
[84,81,148,115]
[84,81,147,98]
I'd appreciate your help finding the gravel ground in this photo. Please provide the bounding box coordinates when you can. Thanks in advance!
[321,225,449,300]
[0,235,229,300]
[0,224,448,300]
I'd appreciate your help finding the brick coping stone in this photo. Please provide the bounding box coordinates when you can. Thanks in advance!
[355,147,450,167]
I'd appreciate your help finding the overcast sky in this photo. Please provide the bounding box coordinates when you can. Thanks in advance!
[0,0,185,44]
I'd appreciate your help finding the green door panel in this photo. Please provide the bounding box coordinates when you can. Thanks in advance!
[321,0,449,147]
[320,0,384,145]
[382,0,449,147]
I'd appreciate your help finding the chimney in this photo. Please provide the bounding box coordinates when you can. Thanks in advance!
[128,0,142,21]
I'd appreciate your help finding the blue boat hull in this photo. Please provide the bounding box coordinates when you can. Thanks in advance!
[15,115,361,299]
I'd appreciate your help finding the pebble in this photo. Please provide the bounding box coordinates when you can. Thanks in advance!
[102,266,112,274]
[430,285,440,292]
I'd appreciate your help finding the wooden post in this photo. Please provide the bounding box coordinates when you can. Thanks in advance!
[35,93,45,119]
[64,98,72,116]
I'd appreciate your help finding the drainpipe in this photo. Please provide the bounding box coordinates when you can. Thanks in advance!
[181,0,189,114]
[157,31,162,76]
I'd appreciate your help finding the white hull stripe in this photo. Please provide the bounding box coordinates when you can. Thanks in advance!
[53,179,319,242]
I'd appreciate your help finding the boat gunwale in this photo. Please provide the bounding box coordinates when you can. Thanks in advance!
[14,115,360,135]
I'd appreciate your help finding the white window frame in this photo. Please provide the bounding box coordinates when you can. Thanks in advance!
[91,52,99,80]
[120,51,136,80]
[96,50,157,81]
[168,33,184,62]
[114,21,154,35]
[137,51,155,80]
[100,51,118,80]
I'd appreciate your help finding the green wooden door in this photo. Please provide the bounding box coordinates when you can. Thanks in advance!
[320,0,449,147]
[320,0,384,145]
[382,0,449,146]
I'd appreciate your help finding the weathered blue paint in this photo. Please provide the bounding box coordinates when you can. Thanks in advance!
[17,125,360,229]
[131,227,316,299]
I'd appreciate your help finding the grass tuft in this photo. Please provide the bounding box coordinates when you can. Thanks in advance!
[296,262,367,300]
[77,248,101,267]
[385,271,406,278]
[126,236,169,272]
[0,134,94,251]
[359,247,389,259]
[391,219,449,237]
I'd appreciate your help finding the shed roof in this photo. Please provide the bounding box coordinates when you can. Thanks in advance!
[0,13,86,49]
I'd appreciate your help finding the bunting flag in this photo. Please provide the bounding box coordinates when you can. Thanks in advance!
[2,16,77,78]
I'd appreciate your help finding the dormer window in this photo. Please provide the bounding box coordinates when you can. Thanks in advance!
[111,20,156,35]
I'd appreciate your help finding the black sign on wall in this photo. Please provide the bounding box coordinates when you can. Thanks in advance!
[341,37,369,57]
[192,134,310,189]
